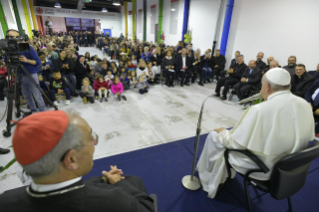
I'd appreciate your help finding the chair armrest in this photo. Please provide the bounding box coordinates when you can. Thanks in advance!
[227,149,270,173]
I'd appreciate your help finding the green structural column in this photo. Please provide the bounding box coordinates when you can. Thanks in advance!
[157,0,163,43]
[143,0,147,41]
[12,0,24,36]
[0,1,9,34]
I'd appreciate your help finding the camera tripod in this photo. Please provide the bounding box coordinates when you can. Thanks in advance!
[2,63,58,137]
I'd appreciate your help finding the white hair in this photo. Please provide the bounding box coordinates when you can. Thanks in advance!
[22,111,85,179]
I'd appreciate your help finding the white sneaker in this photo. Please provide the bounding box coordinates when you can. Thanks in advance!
[65,100,70,106]
[54,101,59,106]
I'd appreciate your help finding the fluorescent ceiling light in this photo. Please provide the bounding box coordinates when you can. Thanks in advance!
[113,1,121,6]
[54,3,61,8]
[171,8,176,11]
[102,8,108,12]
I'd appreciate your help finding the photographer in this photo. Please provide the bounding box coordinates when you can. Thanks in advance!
[5,30,46,112]
[47,19,53,35]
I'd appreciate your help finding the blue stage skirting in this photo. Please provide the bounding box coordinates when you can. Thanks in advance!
[84,135,319,212]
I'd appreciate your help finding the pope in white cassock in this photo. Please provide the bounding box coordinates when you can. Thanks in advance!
[197,68,315,199]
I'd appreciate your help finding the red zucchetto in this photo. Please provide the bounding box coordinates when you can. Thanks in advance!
[12,111,69,165]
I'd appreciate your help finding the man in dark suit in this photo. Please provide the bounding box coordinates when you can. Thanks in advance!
[211,49,226,81]
[176,48,192,86]
[215,55,247,100]
[308,63,319,79]
[305,79,319,136]
[291,64,315,98]
[233,60,262,100]
[0,111,155,212]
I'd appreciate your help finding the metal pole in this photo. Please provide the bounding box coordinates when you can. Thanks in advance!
[182,95,212,190]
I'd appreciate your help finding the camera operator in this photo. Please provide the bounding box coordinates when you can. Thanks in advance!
[5,30,46,113]
[47,18,53,36]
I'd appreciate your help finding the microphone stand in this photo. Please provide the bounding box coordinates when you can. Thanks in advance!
[182,95,212,190]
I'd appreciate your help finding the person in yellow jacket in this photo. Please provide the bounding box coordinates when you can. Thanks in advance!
[120,44,130,56]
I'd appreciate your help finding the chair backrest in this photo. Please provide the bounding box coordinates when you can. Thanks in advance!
[269,141,319,200]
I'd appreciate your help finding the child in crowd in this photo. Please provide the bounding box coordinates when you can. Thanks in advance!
[120,73,130,90]
[147,62,156,85]
[137,76,149,95]
[111,76,127,101]
[130,71,138,88]
[105,70,114,85]
[136,59,149,80]
[49,70,71,106]
[111,62,119,77]
[80,78,95,104]
[94,75,109,102]
[89,56,98,69]
[126,58,137,74]
[38,74,50,106]
[131,54,138,66]
[120,66,128,79]
[118,60,125,69]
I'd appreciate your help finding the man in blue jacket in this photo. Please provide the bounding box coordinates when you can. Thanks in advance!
[7,30,46,113]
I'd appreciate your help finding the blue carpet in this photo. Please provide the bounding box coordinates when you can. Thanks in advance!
[84,135,319,212]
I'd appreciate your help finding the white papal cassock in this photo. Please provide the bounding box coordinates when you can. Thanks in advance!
[197,90,315,198]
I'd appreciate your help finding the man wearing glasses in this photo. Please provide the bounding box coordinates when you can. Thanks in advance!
[0,111,155,212]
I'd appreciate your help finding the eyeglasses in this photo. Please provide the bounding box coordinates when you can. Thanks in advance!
[60,131,98,161]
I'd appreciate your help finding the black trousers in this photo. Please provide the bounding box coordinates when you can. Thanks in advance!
[190,66,203,83]
[215,78,240,96]
[164,69,176,86]
[49,28,52,35]
[180,69,191,84]
[79,92,94,103]
[233,83,253,100]
[211,67,223,81]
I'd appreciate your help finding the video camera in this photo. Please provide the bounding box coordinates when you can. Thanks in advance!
[0,37,30,64]
[45,20,49,26]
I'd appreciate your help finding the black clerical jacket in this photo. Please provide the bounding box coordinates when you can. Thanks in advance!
[229,63,247,80]
[0,176,155,212]
[213,55,226,70]
[291,72,315,98]
[242,67,262,89]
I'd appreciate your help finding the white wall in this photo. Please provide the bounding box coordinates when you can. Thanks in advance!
[127,2,133,40]
[226,0,319,70]
[0,22,4,39]
[188,0,221,54]
[162,0,184,46]
[120,6,125,37]
[2,0,18,31]
[146,0,158,43]
[136,0,143,41]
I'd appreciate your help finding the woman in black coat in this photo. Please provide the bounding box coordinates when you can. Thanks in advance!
[74,55,93,89]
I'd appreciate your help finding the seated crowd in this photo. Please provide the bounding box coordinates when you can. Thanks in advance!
[0,32,318,136]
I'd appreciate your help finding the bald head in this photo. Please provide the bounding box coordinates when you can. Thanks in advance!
[267,56,274,65]
[257,52,264,61]
[270,60,279,69]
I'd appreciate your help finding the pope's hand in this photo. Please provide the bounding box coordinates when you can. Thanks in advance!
[214,127,226,133]
[315,109,319,115]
